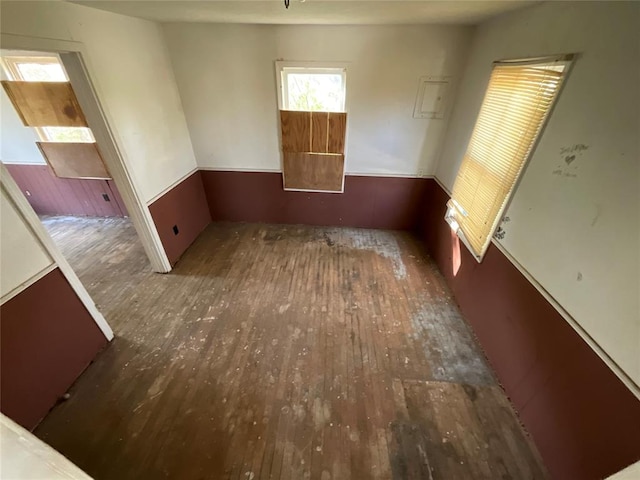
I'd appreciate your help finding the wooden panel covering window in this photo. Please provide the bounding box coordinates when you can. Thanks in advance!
[280,111,311,153]
[446,55,572,260]
[311,112,329,153]
[282,153,345,192]
[0,81,88,127]
[280,110,347,192]
[36,142,110,180]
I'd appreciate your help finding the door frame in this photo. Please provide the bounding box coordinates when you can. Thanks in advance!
[1,163,114,340]
[1,32,172,273]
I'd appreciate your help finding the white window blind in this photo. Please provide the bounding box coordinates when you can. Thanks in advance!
[446,55,573,261]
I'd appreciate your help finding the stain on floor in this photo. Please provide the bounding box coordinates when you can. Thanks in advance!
[35,219,547,480]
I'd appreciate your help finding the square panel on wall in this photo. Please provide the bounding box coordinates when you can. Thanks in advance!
[413,76,451,120]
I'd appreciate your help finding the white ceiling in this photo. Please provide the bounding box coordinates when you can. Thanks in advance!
[69,1,538,25]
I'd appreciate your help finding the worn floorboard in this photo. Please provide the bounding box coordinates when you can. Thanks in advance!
[36,217,547,480]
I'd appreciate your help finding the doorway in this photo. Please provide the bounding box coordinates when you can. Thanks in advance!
[0,49,155,329]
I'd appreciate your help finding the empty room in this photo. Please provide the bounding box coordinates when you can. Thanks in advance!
[0,1,638,479]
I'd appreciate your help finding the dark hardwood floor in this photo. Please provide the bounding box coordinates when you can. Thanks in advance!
[37,216,547,480]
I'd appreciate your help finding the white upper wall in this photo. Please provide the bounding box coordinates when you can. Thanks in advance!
[436,1,640,386]
[0,66,45,165]
[162,23,472,176]
[0,186,53,299]
[0,1,197,203]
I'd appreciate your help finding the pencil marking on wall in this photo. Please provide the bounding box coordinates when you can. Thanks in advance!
[493,216,510,240]
[591,204,601,227]
[577,272,583,281]
[560,144,589,155]
[554,143,588,178]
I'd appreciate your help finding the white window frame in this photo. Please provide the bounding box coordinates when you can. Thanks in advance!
[275,61,348,113]
[1,55,64,82]
[1,55,94,143]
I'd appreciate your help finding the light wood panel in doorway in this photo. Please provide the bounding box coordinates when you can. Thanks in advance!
[1,81,88,127]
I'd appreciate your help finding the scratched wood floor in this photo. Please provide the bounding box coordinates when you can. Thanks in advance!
[37,216,548,480]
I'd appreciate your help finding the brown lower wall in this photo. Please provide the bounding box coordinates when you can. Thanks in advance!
[5,163,127,217]
[0,268,108,430]
[200,171,429,230]
[420,179,640,480]
[148,170,211,265]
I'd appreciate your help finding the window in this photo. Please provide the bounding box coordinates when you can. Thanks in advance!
[1,55,94,143]
[446,55,573,261]
[276,62,347,112]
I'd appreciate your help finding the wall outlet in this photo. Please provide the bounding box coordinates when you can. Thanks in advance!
[172,225,179,235]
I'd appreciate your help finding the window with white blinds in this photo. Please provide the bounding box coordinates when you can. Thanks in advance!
[445,55,573,261]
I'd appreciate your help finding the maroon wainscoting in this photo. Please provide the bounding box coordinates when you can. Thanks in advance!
[5,163,127,217]
[420,179,640,480]
[0,268,108,430]
[148,170,211,265]
[201,171,429,230]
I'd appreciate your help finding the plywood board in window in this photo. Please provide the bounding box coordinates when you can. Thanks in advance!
[280,110,311,153]
[283,152,344,192]
[311,111,329,153]
[328,113,347,154]
[36,142,110,180]
[1,81,87,127]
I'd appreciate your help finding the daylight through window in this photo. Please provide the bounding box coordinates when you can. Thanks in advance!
[1,55,94,143]
[278,64,347,112]
[446,55,573,261]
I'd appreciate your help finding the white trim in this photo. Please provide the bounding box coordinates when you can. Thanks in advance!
[198,166,281,173]
[1,33,172,273]
[283,188,344,194]
[494,53,575,66]
[0,263,56,305]
[0,160,47,166]
[433,175,452,194]
[1,164,114,340]
[431,176,639,399]
[197,167,432,180]
[146,167,198,205]
[346,172,434,179]
[491,240,639,398]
